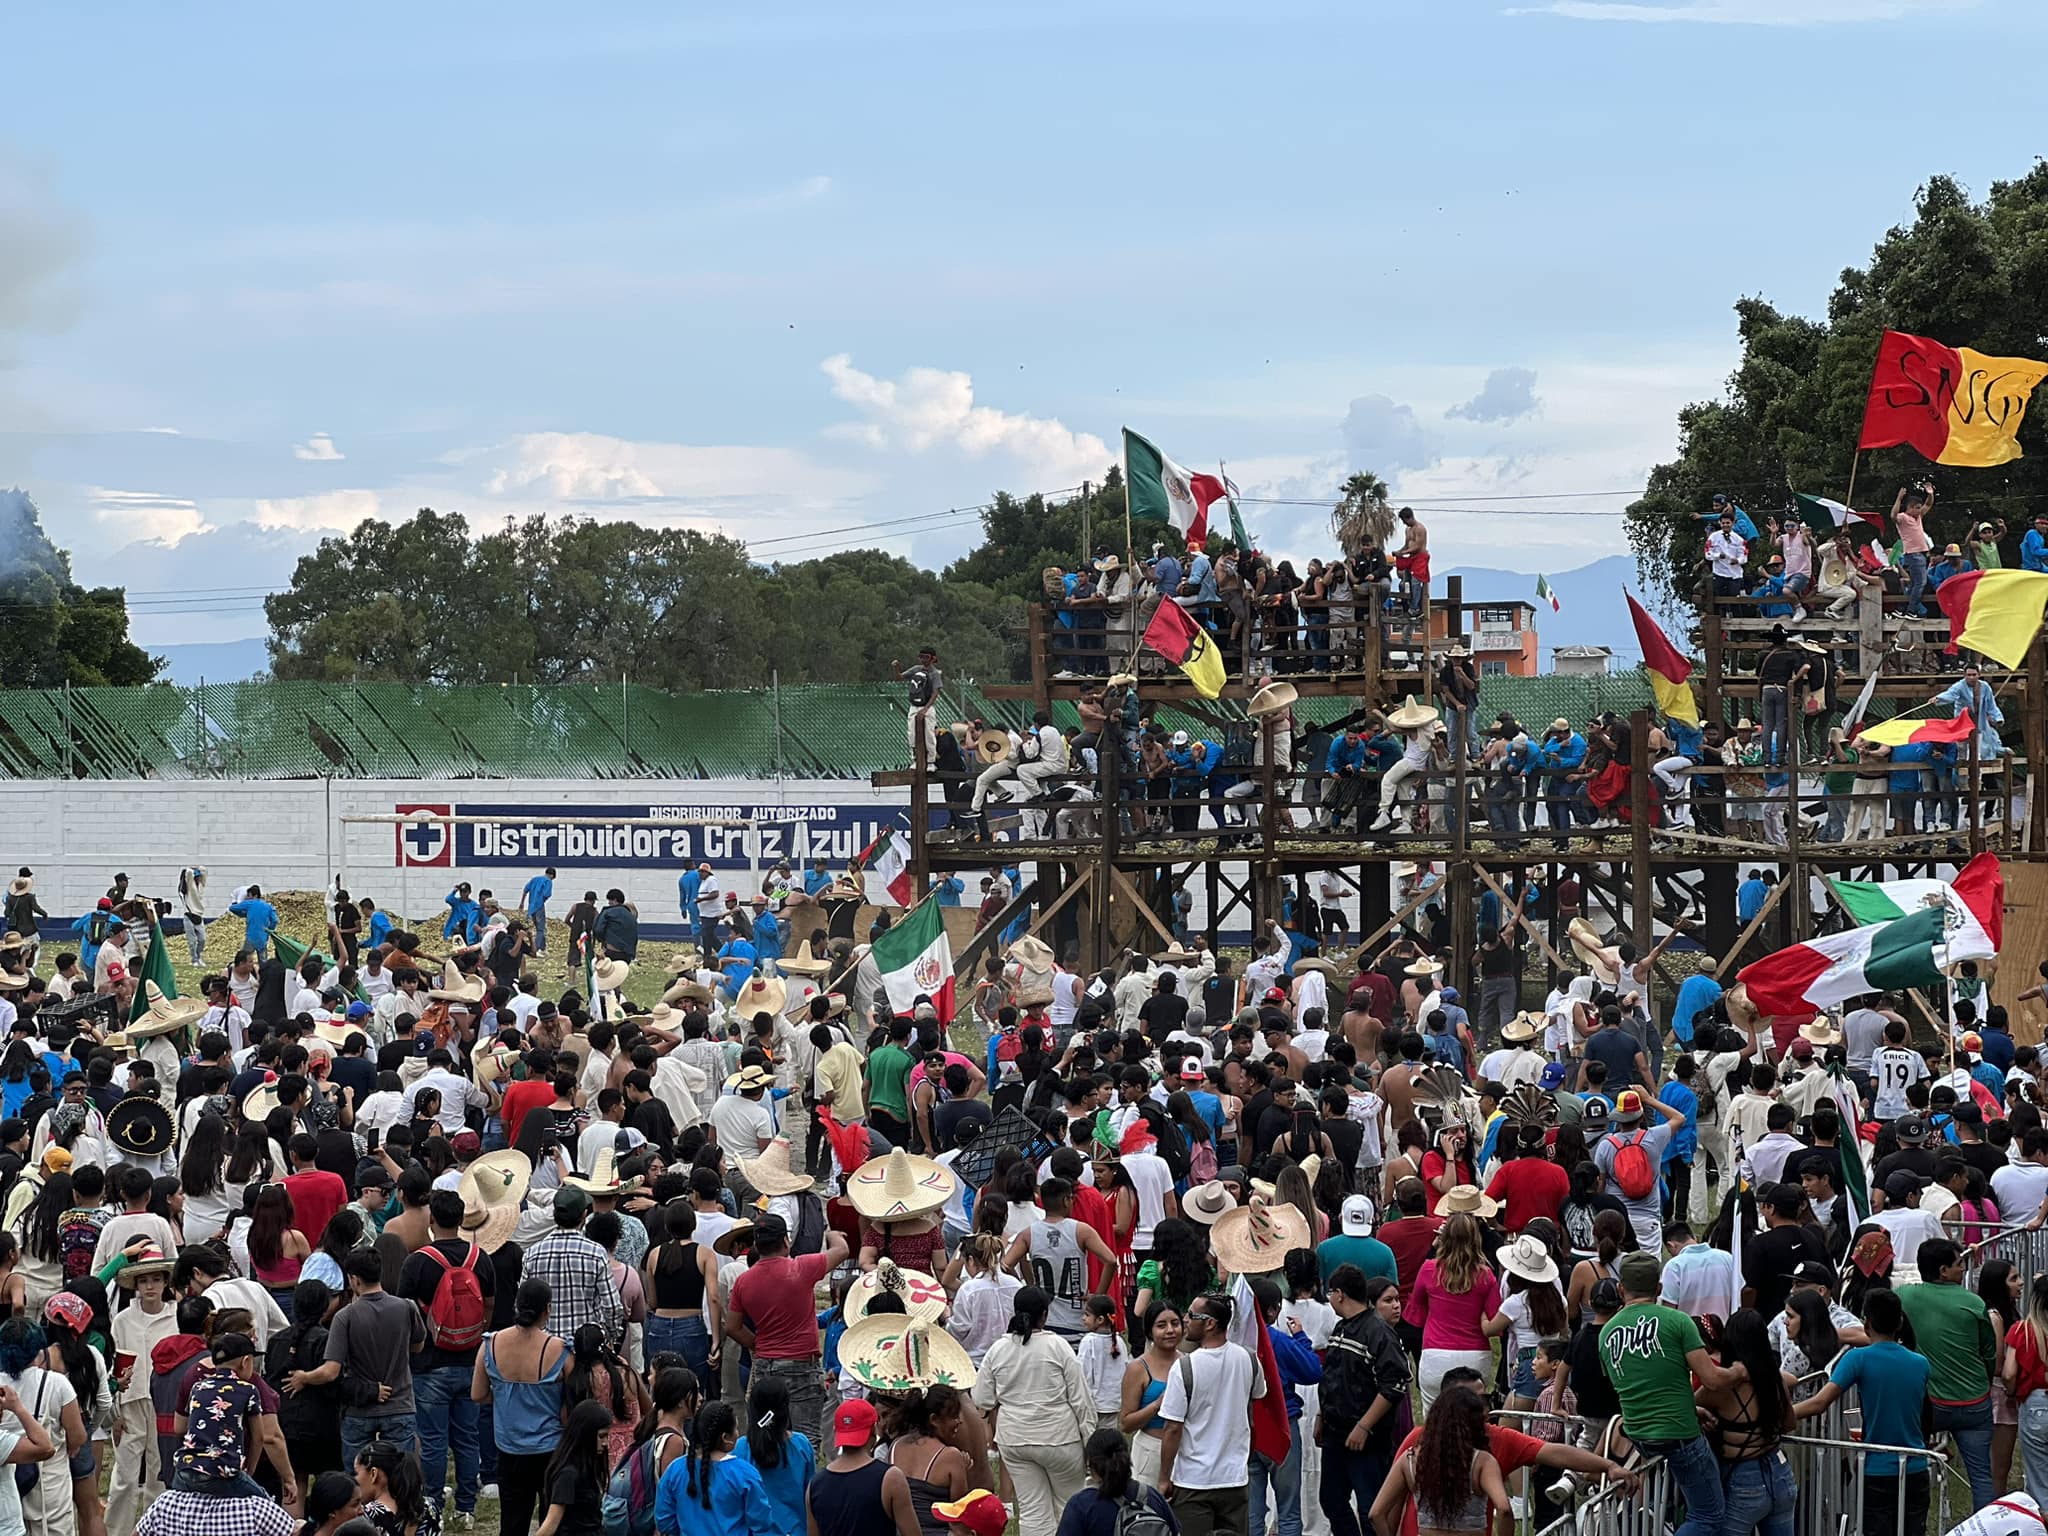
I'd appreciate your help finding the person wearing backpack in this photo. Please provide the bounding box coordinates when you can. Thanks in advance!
[398,1188,496,1527]
[1592,1091,1687,1250]
[1054,1426,1175,1536]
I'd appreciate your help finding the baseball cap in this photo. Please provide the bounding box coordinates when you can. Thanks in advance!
[1440,987,1459,1004]
[834,1398,878,1447]
[1789,1259,1838,1289]
[1617,1250,1662,1296]
[1539,1062,1569,1090]
[347,1001,372,1020]
[553,1186,593,1221]
[933,1492,1011,1536]
[450,1130,482,1158]
[1895,1116,1930,1145]
[1884,1170,1926,1203]
[95,898,112,911]
[1613,1089,1645,1123]
[1340,1195,1376,1238]
[355,1159,392,1191]
[1179,1063,1205,1082]
[1788,1038,1814,1060]
[209,1331,256,1365]
[1263,986,1287,1004]
[754,1212,790,1246]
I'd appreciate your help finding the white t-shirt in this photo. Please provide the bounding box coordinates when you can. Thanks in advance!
[1498,1290,1545,1354]
[691,1207,736,1255]
[1869,1206,1946,1270]
[1122,1151,1175,1249]
[356,1089,408,1143]
[1992,1162,2048,1219]
[507,992,544,1030]
[710,1093,778,1155]
[289,983,324,1017]
[1078,1329,1124,1411]
[1871,1047,1930,1120]
[1157,1341,1267,1489]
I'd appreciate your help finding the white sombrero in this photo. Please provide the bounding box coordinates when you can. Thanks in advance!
[846,1148,956,1224]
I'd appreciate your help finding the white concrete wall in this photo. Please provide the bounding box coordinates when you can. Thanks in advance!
[1,778,907,925]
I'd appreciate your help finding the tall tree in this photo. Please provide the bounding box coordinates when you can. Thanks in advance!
[1330,471,1394,557]
[1627,167,2048,609]
[0,489,160,687]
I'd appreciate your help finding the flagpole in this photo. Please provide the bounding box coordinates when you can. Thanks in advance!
[1845,450,1862,515]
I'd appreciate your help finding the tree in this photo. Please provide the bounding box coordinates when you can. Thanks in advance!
[0,489,160,688]
[1331,472,1394,557]
[760,549,1017,685]
[1626,166,2048,610]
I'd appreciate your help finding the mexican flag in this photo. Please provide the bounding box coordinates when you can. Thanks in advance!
[1537,574,1560,612]
[871,895,955,1021]
[272,932,372,1004]
[1737,853,2002,1014]
[1125,429,1227,546]
[1794,494,1881,538]
[129,917,180,1025]
[856,826,916,907]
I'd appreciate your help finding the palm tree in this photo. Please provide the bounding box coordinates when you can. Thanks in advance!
[1331,471,1394,557]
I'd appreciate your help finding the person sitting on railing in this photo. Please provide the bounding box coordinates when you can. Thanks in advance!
[1533,719,1586,836]
[1653,710,1706,830]
[1813,530,1878,620]
[1930,541,1975,593]
[1176,536,1218,619]
[1012,710,1070,838]
[967,724,1022,836]
[1314,727,1369,833]
[1750,556,1798,621]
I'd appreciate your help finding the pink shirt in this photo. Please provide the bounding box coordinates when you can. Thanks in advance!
[1403,1260,1501,1351]
[1895,508,1931,555]
[908,1051,977,1092]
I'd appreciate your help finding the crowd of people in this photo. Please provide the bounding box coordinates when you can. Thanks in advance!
[0,846,2038,1536]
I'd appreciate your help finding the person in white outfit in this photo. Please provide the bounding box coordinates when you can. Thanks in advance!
[1371,697,1441,833]
[1013,713,1071,839]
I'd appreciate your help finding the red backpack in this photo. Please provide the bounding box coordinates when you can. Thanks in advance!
[422,1244,488,1352]
[1605,1132,1658,1201]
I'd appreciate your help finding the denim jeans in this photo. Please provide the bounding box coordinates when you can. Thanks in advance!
[1638,1433,1725,1536]
[1760,685,1788,768]
[645,1313,712,1392]
[414,1364,480,1513]
[529,910,546,953]
[1902,551,1930,613]
[1931,1397,1995,1510]
[2020,1391,2048,1512]
[340,1411,419,1478]
[478,1399,498,1486]
[1249,1427,1304,1536]
[1720,1449,1795,1536]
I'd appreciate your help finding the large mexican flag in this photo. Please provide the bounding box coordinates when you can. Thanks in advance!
[871,896,955,1022]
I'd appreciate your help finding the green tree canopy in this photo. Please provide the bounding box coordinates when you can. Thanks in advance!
[0,489,160,688]
[1626,165,2048,609]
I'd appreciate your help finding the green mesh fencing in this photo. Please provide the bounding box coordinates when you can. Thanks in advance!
[0,668,1862,781]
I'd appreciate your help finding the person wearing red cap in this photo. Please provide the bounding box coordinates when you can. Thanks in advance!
[805,1397,921,1536]
[935,1486,1013,1536]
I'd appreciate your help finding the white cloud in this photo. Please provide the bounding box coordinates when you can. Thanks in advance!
[293,431,344,462]
[480,431,856,510]
[1509,0,1970,22]
[1447,367,1542,424]
[136,426,181,436]
[1341,394,1438,475]
[87,487,213,546]
[821,354,1112,486]
[251,489,383,533]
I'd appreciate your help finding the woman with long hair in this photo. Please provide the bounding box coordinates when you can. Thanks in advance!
[249,1183,310,1318]
[42,1291,109,1536]
[1117,1301,1184,1492]
[1164,1090,1217,1184]
[296,1468,362,1536]
[973,1287,1093,1536]
[883,1382,970,1536]
[1482,1237,1568,1410]
[643,1202,721,1395]
[1981,1257,2022,1495]
[511,1113,570,1203]
[268,1278,342,1485]
[2004,1273,2048,1508]
[469,1278,567,1536]
[1058,1426,1177,1535]
[179,1111,235,1244]
[635,1365,695,1488]
[1369,1384,1509,1536]
[1404,1212,1499,1413]
[0,1043,35,1119]
[1564,1209,1628,1327]
[561,1322,647,1471]
[1559,1161,1630,1263]
[302,1208,363,1303]
[670,1399,777,1536]
[733,1375,820,1536]
[1777,1289,1839,1395]
[1696,1308,1795,1536]
[14,1169,72,1317]
[0,1314,88,1536]
[944,1231,1022,1366]
[1131,1217,1212,1321]
[530,1397,611,1536]
[1381,1120,1430,1193]
[354,1439,434,1536]
[1274,1163,1326,1244]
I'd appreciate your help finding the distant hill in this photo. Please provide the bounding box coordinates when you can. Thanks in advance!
[1443,555,1661,665]
[153,638,270,685]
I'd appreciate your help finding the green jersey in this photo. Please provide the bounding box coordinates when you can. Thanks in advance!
[867,1042,914,1119]
[1599,1302,1706,1442]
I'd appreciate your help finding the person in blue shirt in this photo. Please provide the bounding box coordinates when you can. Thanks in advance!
[1793,1289,1928,1535]
[1928,543,1972,590]
[519,867,555,955]
[1938,663,2007,769]
[803,858,832,898]
[678,864,703,920]
[1653,713,1707,828]
[715,930,758,1000]
[1887,740,1935,833]
[440,883,482,942]
[1669,973,1722,1051]
[1659,1061,1700,1208]
[1316,728,1368,831]
[1707,492,1760,540]
[361,897,393,952]
[2024,512,2048,573]
[654,1400,776,1536]
[1150,548,1184,602]
[227,886,279,958]
[749,899,783,967]
[1735,870,1768,923]
[932,875,964,908]
[1535,720,1586,833]
[1750,559,1796,618]
[1248,1275,1323,1536]
[730,1378,816,1536]
[70,901,116,977]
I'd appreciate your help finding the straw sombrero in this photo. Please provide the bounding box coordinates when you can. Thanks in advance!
[711,1220,756,1257]
[737,1137,814,1197]
[1439,1184,1499,1218]
[847,1148,956,1224]
[1502,1012,1541,1044]
[472,1040,516,1089]
[563,1148,644,1198]
[1799,1017,1843,1048]
[241,1080,281,1123]
[592,958,631,993]
[108,1097,176,1158]
[115,1243,175,1289]
[1209,1194,1311,1275]
[732,975,787,1019]
[459,1150,533,1252]
[1404,957,1444,978]
[1248,680,1298,718]
[130,982,206,1039]
[428,961,486,1005]
[778,954,832,978]
[839,1316,976,1394]
[1007,935,1055,967]
[1385,695,1440,731]
[844,1258,949,1325]
[725,1064,775,1093]
[1567,919,1619,984]
[663,948,704,975]
[974,730,1011,766]
[312,1015,358,1049]
[662,978,714,1007]
[1293,956,1340,980]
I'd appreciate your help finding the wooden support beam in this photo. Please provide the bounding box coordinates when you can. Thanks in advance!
[1027,865,1094,943]
[1347,881,1438,960]
[1105,865,1180,952]
[1630,707,1653,952]
[1710,876,1792,981]
[952,879,1039,980]
[1473,864,1572,977]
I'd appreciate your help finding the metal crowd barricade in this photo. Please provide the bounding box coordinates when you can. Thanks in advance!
[1962,1219,2048,1287]
[1786,1434,1956,1536]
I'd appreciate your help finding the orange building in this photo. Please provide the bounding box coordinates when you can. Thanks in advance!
[1428,597,1540,677]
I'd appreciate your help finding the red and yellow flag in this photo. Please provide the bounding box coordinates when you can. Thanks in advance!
[1854,711,1975,748]
[1937,569,2048,666]
[1859,329,2048,468]
[1141,600,1227,698]
[1626,593,1698,727]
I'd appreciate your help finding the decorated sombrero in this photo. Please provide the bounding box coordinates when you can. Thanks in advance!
[838,1315,976,1394]
[108,1096,176,1157]
[846,1148,955,1224]
[844,1258,949,1326]
[458,1150,533,1252]
[1209,1193,1311,1275]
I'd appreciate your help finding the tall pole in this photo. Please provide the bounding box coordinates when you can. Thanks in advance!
[773,670,784,783]
[1628,708,1653,953]
[1080,481,1091,567]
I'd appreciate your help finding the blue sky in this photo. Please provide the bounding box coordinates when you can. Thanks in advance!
[1,0,2042,646]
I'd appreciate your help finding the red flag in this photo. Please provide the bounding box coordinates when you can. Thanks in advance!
[1229,1274,1292,1465]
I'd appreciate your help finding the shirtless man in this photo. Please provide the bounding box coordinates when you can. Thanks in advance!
[1378,1033,1429,1133]
[1394,507,1430,617]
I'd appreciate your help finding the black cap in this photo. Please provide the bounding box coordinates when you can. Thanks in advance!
[1884,1170,1926,1202]
[210,1331,255,1365]
[754,1212,789,1245]
[1895,1116,1930,1145]
[355,1159,392,1190]
[1790,1259,1838,1288]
